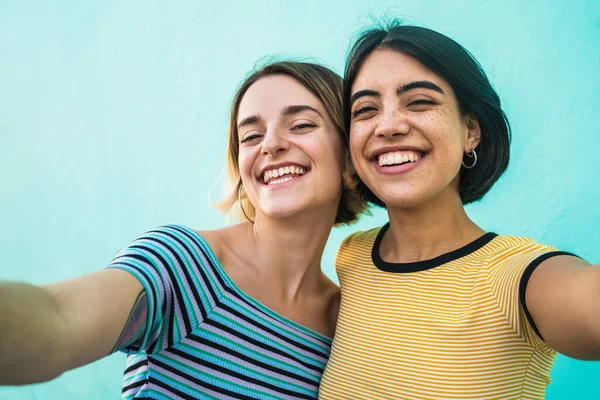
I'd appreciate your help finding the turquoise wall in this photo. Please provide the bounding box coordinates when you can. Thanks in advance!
[1,1,598,398]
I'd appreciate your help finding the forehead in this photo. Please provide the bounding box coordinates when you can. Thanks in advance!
[237,74,322,121]
[352,49,447,91]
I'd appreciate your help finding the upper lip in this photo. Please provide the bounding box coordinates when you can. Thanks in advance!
[257,162,308,179]
[369,145,428,161]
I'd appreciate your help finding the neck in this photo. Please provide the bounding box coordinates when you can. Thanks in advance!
[382,188,485,263]
[242,205,337,299]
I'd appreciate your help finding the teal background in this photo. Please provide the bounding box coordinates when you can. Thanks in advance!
[1,1,598,398]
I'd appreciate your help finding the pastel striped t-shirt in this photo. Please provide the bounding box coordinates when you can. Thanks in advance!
[108,225,332,399]
[319,224,572,400]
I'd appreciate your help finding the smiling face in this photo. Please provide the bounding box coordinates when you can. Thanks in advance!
[349,49,481,209]
[237,74,345,221]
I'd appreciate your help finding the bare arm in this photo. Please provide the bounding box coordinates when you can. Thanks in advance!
[0,269,147,385]
[526,255,600,359]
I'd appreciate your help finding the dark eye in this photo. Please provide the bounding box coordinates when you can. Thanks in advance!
[352,106,377,118]
[292,123,316,131]
[240,134,262,144]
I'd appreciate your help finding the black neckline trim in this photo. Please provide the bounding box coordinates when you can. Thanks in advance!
[372,222,498,273]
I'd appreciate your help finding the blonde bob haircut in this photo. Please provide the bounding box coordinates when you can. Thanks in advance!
[217,60,366,225]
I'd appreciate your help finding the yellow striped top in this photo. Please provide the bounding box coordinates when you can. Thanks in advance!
[319,224,566,400]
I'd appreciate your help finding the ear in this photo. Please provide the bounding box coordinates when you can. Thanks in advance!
[464,114,481,152]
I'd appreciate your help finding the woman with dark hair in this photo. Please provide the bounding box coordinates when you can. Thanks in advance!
[0,61,366,399]
[319,22,599,399]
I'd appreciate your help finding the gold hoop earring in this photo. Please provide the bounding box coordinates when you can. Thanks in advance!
[238,185,254,223]
[462,148,478,169]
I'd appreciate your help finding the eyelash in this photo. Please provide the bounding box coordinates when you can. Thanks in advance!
[409,99,436,106]
[240,134,262,144]
[353,100,436,118]
[353,106,376,118]
[240,123,316,144]
[292,123,316,130]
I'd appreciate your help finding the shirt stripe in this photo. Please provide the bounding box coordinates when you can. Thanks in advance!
[109,225,331,399]
[319,226,564,400]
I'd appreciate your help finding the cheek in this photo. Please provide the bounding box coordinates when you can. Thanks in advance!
[319,137,345,176]
[349,125,368,160]
[237,151,255,180]
[435,136,467,178]
[417,111,466,151]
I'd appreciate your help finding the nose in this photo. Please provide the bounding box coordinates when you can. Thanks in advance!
[261,128,289,157]
[374,107,410,138]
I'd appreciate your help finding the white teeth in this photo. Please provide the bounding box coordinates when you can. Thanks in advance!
[261,165,306,184]
[268,176,294,185]
[377,151,422,167]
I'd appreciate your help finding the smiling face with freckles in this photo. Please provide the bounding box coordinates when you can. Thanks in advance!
[349,49,481,209]
[237,74,345,221]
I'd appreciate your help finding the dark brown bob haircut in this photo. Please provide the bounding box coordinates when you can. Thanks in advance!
[345,20,511,206]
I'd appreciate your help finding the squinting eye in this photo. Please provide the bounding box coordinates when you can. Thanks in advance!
[240,134,262,144]
[352,106,376,118]
[408,99,436,107]
[291,123,316,130]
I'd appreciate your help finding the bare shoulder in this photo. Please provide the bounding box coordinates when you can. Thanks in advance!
[196,223,251,265]
[195,229,224,260]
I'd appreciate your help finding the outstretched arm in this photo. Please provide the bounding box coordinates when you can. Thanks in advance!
[526,255,600,360]
[0,269,146,385]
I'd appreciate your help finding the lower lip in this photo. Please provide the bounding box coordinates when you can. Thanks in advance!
[372,156,425,175]
[261,173,307,188]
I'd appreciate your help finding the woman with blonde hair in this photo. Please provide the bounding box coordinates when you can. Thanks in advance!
[0,61,365,399]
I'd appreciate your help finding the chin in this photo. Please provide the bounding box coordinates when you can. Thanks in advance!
[374,187,434,209]
[381,197,425,209]
[259,203,307,220]
[259,198,338,222]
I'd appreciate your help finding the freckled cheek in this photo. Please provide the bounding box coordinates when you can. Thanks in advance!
[349,144,369,174]
[418,115,464,149]
[349,128,370,157]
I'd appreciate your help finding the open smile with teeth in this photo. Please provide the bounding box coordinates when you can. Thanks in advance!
[262,165,306,185]
[377,150,423,167]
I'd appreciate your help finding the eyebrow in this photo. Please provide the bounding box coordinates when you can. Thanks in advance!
[237,115,260,130]
[350,90,380,106]
[237,105,322,129]
[282,104,322,117]
[397,80,445,96]
[350,80,445,106]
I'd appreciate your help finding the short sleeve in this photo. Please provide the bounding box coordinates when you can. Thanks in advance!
[107,225,220,354]
[335,230,367,276]
[484,239,572,346]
